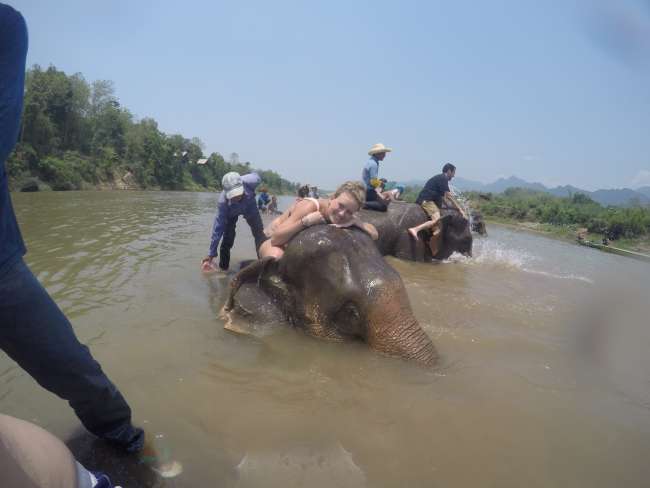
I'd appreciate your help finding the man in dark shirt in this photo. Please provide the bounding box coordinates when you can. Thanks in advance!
[408,163,467,256]
[416,171,451,208]
[0,3,174,469]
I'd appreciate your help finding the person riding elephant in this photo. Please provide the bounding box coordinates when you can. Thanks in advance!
[408,163,468,257]
[224,224,438,367]
[362,143,392,212]
[359,201,472,261]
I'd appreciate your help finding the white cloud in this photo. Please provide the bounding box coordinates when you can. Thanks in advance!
[630,169,650,188]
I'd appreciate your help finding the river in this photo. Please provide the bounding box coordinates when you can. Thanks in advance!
[3,191,650,487]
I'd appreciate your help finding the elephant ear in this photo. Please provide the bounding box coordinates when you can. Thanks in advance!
[224,257,278,311]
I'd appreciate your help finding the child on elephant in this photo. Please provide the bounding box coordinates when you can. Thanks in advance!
[259,181,378,260]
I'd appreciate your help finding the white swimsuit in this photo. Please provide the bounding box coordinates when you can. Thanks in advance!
[265,197,320,238]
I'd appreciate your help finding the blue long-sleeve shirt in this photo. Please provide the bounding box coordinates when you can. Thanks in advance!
[362,156,380,190]
[208,173,261,257]
[0,5,28,276]
[257,191,270,208]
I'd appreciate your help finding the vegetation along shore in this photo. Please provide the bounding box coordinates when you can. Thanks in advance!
[466,188,650,254]
[7,65,297,195]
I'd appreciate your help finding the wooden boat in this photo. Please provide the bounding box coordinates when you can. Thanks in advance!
[576,239,650,263]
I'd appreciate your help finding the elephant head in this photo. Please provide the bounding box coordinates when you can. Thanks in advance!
[223,225,438,366]
[435,208,473,260]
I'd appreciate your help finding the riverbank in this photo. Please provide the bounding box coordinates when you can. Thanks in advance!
[9,173,293,196]
[485,217,650,254]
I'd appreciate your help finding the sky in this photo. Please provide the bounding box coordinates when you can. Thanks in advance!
[12,0,650,190]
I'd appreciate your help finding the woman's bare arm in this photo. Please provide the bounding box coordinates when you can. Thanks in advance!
[360,222,379,240]
[270,200,319,246]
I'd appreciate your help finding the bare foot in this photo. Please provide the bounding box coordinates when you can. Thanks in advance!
[408,228,419,240]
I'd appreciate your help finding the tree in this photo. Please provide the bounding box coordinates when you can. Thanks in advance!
[10,65,300,194]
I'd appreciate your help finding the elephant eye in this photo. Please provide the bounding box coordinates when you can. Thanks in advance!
[334,302,364,336]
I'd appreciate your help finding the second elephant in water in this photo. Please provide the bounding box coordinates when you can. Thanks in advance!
[359,201,472,261]
[223,224,438,366]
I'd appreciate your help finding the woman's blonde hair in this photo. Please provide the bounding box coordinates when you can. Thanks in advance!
[333,181,366,209]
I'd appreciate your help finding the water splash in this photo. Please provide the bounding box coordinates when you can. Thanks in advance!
[463,239,531,268]
[448,184,473,228]
[452,238,594,283]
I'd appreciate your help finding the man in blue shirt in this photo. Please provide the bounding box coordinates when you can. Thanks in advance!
[362,143,391,212]
[202,171,267,271]
[257,186,270,211]
[0,3,145,455]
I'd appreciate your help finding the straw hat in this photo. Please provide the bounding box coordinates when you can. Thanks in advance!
[368,143,392,156]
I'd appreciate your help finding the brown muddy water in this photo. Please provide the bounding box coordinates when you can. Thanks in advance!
[3,191,650,488]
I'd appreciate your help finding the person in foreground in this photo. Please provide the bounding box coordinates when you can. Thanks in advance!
[259,181,378,260]
[362,143,392,211]
[202,171,267,272]
[408,163,468,256]
[0,4,180,479]
[1,414,120,488]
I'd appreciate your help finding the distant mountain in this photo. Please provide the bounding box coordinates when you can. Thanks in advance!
[636,186,650,198]
[445,176,482,192]
[483,176,547,194]
[418,175,650,207]
[395,174,649,206]
[590,188,650,206]
[546,185,588,198]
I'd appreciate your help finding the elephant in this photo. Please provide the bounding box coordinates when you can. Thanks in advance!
[222,224,438,366]
[470,210,487,236]
[358,201,473,261]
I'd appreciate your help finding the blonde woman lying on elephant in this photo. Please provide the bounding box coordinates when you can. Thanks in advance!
[260,181,378,260]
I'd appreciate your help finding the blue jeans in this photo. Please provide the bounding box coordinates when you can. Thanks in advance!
[218,209,267,270]
[363,188,387,212]
[0,259,144,452]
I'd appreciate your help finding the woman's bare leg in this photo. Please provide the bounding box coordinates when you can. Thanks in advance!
[258,239,284,260]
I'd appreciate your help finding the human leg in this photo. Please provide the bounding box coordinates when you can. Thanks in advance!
[408,220,435,240]
[363,188,387,212]
[0,414,125,488]
[218,216,238,270]
[258,239,284,260]
[409,201,441,240]
[0,260,144,453]
[243,207,269,254]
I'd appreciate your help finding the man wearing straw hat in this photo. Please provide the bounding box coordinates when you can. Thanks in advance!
[362,143,392,211]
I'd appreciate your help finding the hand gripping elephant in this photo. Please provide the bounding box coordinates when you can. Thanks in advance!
[358,201,472,261]
[222,224,438,366]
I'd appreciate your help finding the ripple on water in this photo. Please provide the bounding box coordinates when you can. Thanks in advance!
[6,193,650,488]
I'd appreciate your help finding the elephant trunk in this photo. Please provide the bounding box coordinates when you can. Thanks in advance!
[366,295,438,367]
